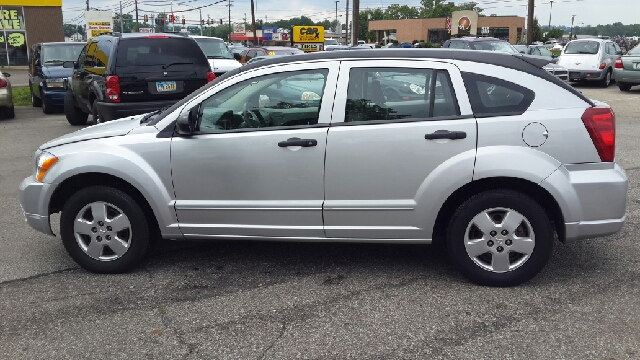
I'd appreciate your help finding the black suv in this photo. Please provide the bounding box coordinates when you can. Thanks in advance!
[63,33,215,125]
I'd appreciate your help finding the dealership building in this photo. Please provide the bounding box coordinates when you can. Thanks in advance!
[368,11,525,45]
[1,0,64,66]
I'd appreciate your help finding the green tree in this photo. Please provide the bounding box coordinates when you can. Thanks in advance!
[532,18,543,43]
[384,4,420,20]
[545,28,564,41]
[359,8,385,43]
[420,0,482,18]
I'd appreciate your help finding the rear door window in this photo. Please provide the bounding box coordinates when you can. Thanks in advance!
[115,38,208,69]
[462,72,534,117]
[344,68,460,123]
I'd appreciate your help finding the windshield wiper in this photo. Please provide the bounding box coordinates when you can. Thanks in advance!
[207,55,232,59]
[44,59,66,63]
[162,62,193,69]
[140,105,172,124]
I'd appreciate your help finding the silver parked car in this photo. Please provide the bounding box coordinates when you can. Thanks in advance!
[558,38,623,87]
[0,71,14,119]
[613,43,640,91]
[19,50,628,287]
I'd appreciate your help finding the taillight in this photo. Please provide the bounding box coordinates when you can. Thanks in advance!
[599,62,607,70]
[0,78,6,88]
[615,58,623,69]
[106,75,120,103]
[582,107,615,162]
[206,71,216,82]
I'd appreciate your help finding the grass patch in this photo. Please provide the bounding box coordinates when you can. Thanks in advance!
[551,49,562,57]
[12,86,31,107]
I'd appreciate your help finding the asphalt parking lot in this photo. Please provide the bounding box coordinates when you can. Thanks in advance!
[1,84,640,359]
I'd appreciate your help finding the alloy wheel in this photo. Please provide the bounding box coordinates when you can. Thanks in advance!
[73,201,132,261]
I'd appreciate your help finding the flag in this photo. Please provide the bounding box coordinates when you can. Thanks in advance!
[446,17,451,33]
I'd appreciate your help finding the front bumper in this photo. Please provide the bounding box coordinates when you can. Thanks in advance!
[19,176,55,236]
[568,69,605,81]
[543,163,628,241]
[613,69,640,84]
[97,100,179,122]
[41,88,66,106]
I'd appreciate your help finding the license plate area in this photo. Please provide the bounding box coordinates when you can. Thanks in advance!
[156,81,177,92]
[634,63,640,70]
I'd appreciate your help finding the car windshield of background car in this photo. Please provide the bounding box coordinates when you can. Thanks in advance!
[564,41,600,54]
[475,41,519,54]
[537,46,553,57]
[194,38,234,59]
[325,39,339,45]
[41,45,84,65]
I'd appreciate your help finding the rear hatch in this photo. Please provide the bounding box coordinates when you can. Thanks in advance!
[114,36,210,102]
[558,41,602,71]
[621,46,640,71]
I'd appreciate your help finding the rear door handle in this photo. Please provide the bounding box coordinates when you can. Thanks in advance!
[425,130,467,140]
[278,137,317,147]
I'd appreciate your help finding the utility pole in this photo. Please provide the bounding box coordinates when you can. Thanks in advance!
[547,0,553,34]
[120,1,124,32]
[243,13,247,24]
[346,0,349,45]
[250,0,257,45]
[334,1,339,30]
[352,0,359,46]
[569,14,576,40]
[86,0,89,11]
[227,0,232,43]
[527,0,534,44]
[135,0,139,32]
[199,8,203,35]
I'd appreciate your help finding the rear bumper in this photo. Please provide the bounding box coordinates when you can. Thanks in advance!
[568,70,605,81]
[613,69,640,84]
[542,163,628,241]
[97,100,178,122]
[0,88,12,107]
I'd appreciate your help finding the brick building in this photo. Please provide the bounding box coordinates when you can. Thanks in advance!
[1,0,64,66]
[369,11,525,45]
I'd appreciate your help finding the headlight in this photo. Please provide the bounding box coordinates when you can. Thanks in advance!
[45,78,65,88]
[35,152,58,183]
[409,83,425,95]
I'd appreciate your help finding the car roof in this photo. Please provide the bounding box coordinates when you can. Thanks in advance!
[41,42,85,46]
[191,35,224,41]
[450,37,504,43]
[569,38,607,43]
[96,32,191,40]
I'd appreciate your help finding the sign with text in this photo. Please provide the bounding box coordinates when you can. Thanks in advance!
[292,26,324,43]
[86,10,113,39]
[294,43,323,52]
[233,23,245,34]
[0,8,25,30]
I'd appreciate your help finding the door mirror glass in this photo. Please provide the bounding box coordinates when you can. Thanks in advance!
[2,72,10,77]
[233,52,242,61]
[62,61,75,68]
[176,105,200,135]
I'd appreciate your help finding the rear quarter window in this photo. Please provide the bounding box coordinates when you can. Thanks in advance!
[115,38,208,68]
[462,72,535,117]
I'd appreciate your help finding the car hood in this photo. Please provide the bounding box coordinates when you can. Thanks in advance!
[208,58,241,73]
[42,65,73,78]
[40,114,145,150]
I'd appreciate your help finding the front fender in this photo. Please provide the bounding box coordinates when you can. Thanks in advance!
[44,137,180,238]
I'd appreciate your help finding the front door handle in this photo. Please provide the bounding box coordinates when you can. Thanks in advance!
[425,130,467,140]
[278,137,317,147]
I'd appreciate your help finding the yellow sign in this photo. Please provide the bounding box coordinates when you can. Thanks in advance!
[1,0,62,6]
[91,29,110,37]
[0,9,24,30]
[7,32,24,47]
[292,26,324,43]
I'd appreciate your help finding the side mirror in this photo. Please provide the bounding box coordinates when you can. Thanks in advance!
[520,50,525,54]
[62,61,75,68]
[233,53,241,61]
[2,72,10,77]
[176,105,200,135]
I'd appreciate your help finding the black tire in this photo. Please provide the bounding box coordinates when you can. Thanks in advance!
[600,69,612,88]
[618,83,632,91]
[64,91,88,126]
[41,90,54,114]
[2,106,15,119]
[92,101,103,124]
[446,190,554,287]
[30,84,42,107]
[60,186,151,274]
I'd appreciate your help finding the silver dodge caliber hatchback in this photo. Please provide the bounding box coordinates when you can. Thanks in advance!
[19,49,628,287]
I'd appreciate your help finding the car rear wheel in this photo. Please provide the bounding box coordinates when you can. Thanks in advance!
[60,186,151,273]
[64,90,88,126]
[41,90,54,114]
[600,69,612,87]
[2,106,14,119]
[446,190,554,287]
[618,83,632,91]
[30,84,42,107]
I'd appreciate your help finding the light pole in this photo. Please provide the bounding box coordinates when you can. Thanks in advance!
[548,1,554,35]
[334,0,339,31]
[569,15,576,41]
[177,2,203,35]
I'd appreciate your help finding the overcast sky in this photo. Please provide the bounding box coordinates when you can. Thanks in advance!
[62,0,638,28]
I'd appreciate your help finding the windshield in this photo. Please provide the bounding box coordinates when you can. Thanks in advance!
[564,41,600,54]
[537,46,553,56]
[41,44,84,64]
[473,41,519,54]
[325,39,339,46]
[193,38,234,59]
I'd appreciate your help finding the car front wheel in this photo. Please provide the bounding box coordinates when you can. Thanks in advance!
[618,83,632,91]
[600,69,612,87]
[60,186,151,273]
[446,190,554,287]
[64,91,88,126]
